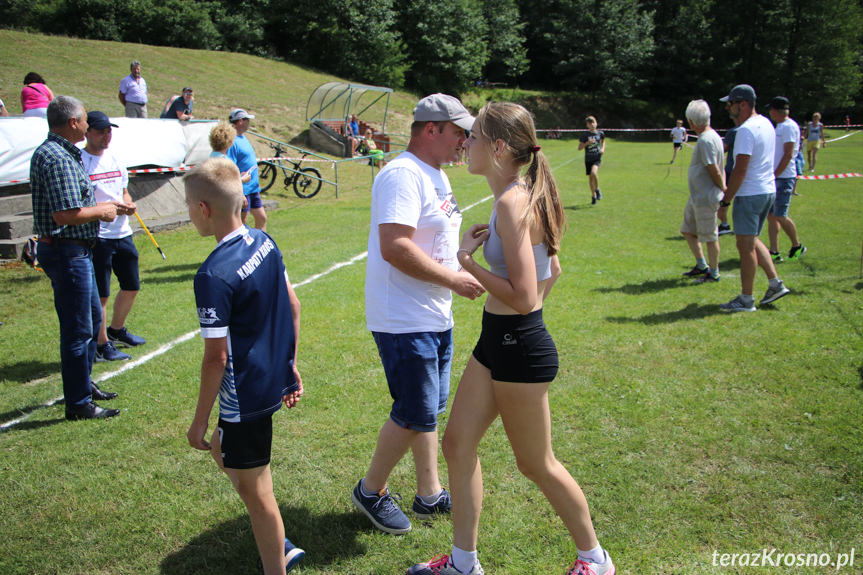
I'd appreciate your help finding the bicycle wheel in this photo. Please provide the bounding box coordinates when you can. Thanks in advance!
[293,167,322,198]
[257,161,276,193]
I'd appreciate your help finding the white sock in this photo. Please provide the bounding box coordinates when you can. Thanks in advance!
[577,544,606,565]
[451,545,477,574]
[418,489,444,504]
[695,257,707,269]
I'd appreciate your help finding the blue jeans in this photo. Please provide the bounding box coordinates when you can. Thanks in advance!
[39,242,101,406]
[372,330,453,432]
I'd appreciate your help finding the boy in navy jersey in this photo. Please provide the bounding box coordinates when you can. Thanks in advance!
[184,158,305,574]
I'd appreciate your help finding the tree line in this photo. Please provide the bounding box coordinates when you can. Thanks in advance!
[3,0,861,120]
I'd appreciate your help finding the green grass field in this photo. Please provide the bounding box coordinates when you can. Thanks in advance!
[1,130,861,574]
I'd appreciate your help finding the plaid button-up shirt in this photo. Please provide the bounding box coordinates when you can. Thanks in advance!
[30,132,98,239]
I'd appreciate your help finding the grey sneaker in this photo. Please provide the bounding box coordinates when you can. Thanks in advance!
[412,489,452,518]
[351,479,411,535]
[719,295,757,312]
[407,554,484,575]
[760,281,790,305]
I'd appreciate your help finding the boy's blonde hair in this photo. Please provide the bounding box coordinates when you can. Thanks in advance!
[209,121,236,153]
[184,158,245,215]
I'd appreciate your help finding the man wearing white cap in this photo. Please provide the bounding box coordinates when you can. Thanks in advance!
[227,108,266,230]
[718,84,790,312]
[352,94,485,535]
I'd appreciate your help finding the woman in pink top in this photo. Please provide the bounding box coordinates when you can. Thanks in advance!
[21,72,54,118]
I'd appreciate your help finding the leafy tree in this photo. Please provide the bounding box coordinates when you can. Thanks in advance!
[518,0,654,97]
[480,0,529,83]
[395,0,489,95]
[265,0,407,87]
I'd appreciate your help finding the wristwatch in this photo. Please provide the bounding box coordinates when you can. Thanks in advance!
[719,200,731,207]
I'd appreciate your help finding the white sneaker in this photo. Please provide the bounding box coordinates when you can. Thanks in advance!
[566,551,615,575]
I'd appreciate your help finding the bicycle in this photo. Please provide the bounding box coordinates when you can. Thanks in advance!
[257,142,323,199]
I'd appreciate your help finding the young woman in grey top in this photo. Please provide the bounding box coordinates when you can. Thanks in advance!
[409,103,615,575]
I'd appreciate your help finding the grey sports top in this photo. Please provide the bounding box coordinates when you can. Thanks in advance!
[484,207,553,281]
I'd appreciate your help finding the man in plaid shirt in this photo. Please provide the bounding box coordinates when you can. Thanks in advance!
[31,96,133,420]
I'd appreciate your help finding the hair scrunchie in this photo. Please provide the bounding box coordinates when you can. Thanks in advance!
[531,145,541,153]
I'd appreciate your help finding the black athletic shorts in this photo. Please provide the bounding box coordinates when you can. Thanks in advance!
[93,236,140,297]
[217,415,273,469]
[472,309,559,383]
[584,155,602,175]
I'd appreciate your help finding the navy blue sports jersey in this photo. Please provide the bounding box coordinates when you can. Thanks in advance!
[194,226,297,422]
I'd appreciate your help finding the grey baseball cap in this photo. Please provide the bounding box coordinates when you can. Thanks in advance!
[414,94,475,131]
[720,84,756,103]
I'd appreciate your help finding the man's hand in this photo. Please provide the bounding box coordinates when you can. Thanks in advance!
[283,374,304,409]
[452,270,485,300]
[187,420,211,451]
[98,202,118,222]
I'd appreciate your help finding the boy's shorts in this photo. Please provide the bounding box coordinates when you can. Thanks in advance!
[242,192,264,213]
[584,156,602,175]
[217,415,273,469]
[680,198,719,242]
[372,330,452,432]
[472,309,558,383]
[92,236,140,298]
[772,178,796,217]
[673,142,683,149]
[732,193,774,236]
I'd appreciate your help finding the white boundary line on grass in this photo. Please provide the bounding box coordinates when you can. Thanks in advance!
[0,194,496,431]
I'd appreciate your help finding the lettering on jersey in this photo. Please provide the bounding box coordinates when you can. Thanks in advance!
[197,307,220,325]
[89,171,122,182]
[236,238,275,280]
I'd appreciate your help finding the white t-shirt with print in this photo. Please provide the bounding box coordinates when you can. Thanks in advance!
[773,118,800,180]
[733,114,775,197]
[81,148,132,239]
[365,152,462,334]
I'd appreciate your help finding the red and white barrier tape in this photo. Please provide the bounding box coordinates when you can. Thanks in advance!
[128,166,194,174]
[797,172,862,180]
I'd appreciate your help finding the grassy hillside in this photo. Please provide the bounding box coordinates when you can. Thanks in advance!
[0,29,422,142]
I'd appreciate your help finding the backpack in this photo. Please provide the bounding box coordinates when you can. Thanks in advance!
[21,235,39,268]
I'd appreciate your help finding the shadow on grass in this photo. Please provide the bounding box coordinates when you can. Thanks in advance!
[1,359,61,384]
[4,274,45,285]
[145,272,198,285]
[595,277,686,294]
[564,203,594,211]
[149,263,201,273]
[160,505,369,574]
[858,366,863,389]
[0,416,65,433]
[606,302,722,324]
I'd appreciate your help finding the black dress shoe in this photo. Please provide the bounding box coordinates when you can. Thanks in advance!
[65,401,121,421]
[90,381,118,401]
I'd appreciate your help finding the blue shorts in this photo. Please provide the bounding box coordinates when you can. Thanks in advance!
[92,236,140,297]
[732,193,774,236]
[372,330,453,432]
[243,191,263,213]
[772,178,796,217]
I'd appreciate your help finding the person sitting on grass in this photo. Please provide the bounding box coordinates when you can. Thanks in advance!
[184,158,305,574]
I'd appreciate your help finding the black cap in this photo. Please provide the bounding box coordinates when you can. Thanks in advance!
[767,96,790,110]
[87,111,118,130]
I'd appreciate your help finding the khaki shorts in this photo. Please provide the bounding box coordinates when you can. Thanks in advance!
[805,139,821,152]
[680,198,719,242]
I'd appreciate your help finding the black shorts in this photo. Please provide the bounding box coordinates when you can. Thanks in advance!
[472,309,559,383]
[92,236,140,297]
[673,142,683,149]
[584,156,602,175]
[217,415,273,469]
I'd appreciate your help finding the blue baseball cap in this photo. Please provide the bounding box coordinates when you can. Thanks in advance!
[720,84,756,103]
[87,111,118,130]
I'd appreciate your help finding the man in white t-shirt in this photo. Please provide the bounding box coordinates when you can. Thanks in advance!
[81,111,147,362]
[670,119,688,164]
[352,94,484,536]
[718,85,790,312]
[766,96,806,263]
